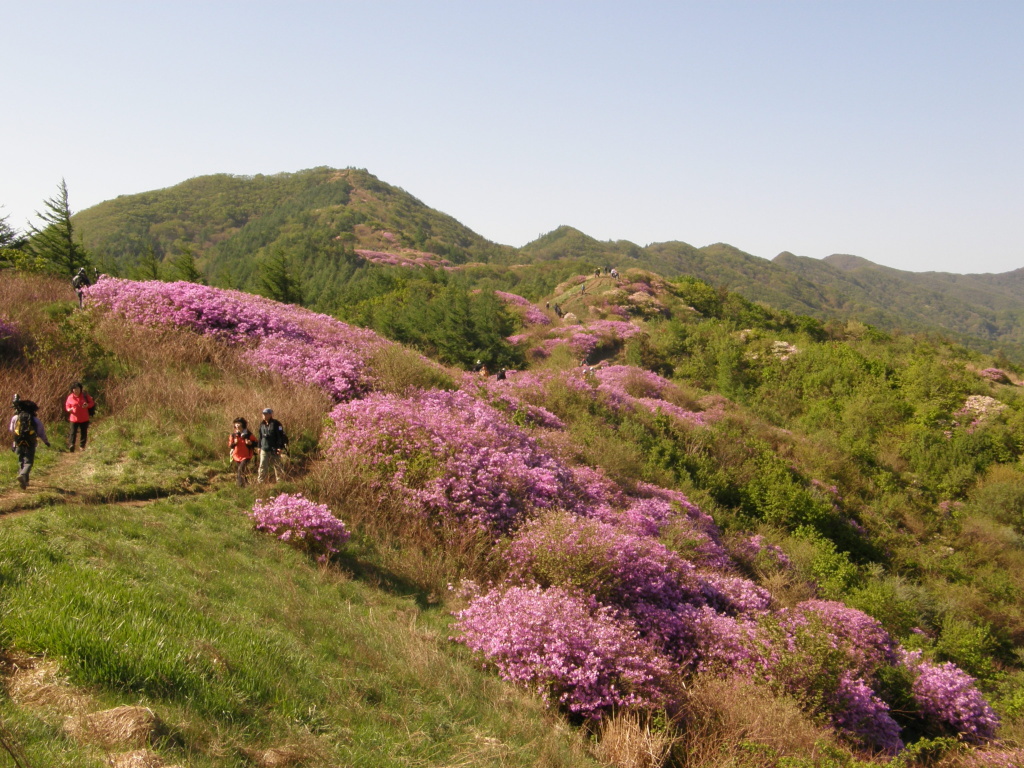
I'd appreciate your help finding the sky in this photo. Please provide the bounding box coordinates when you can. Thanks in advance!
[2,1,1022,274]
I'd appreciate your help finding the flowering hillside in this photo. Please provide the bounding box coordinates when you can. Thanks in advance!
[74,274,1024,765]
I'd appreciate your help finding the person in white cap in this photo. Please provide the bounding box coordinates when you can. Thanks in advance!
[256,408,288,483]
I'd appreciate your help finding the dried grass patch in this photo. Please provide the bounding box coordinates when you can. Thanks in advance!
[1,652,93,717]
[676,675,847,768]
[63,705,160,750]
[592,711,679,768]
[106,749,179,768]
[241,742,320,767]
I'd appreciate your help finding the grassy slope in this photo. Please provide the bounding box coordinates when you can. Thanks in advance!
[0,277,597,767]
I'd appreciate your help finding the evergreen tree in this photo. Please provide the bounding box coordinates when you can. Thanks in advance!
[170,243,204,283]
[257,250,304,304]
[27,179,90,275]
[0,208,25,249]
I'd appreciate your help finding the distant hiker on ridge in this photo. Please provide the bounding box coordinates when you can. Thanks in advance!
[10,394,50,489]
[257,408,288,483]
[229,417,258,487]
[72,268,91,308]
[65,382,95,452]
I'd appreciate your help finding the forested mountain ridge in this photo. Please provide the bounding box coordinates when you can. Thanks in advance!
[73,167,1024,360]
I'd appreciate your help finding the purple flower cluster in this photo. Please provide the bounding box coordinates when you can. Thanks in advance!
[493,291,550,326]
[326,390,593,531]
[901,651,1000,743]
[453,584,673,718]
[355,249,452,269]
[829,672,904,753]
[594,366,722,427]
[977,368,1012,384]
[783,600,899,679]
[251,493,350,559]
[735,534,792,570]
[85,277,391,402]
[585,319,644,341]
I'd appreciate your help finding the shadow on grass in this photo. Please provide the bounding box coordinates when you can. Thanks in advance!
[332,550,438,611]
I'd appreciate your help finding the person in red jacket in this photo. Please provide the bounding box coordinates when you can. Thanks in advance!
[228,417,257,486]
[65,382,95,452]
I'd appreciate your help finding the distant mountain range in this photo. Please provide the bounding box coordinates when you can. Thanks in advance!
[73,167,1024,361]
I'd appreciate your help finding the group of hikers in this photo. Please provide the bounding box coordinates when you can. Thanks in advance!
[228,409,289,486]
[8,382,93,489]
[9,382,289,490]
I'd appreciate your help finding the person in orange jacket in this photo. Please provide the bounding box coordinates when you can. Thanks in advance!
[228,417,258,486]
[65,382,95,452]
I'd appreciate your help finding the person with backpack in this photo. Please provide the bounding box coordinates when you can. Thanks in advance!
[257,408,288,483]
[9,395,50,489]
[228,417,258,487]
[71,268,91,308]
[65,382,95,452]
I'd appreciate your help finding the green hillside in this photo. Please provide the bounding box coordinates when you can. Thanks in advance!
[4,265,1024,765]
[70,168,1024,361]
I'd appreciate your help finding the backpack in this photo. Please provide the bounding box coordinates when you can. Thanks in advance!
[13,410,36,446]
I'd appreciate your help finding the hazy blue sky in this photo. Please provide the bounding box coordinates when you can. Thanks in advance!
[3,1,1022,273]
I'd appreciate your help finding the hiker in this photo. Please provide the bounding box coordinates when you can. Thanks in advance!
[71,268,91,308]
[610,268,619,280]
[594,268,601,278]
[9,395,50,489]
[257,408,288,483]
[554,303,563,318]
[228,417,258,487]
[65,382,95,452]
[496,368,507,381]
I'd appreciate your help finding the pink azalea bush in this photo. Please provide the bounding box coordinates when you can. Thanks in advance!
[901,651,1000,743]
[594,365,722,426]
[85,277,391,401]
[326,390,595,531]
[453,584,674,718]
[355,249,452,269]
[251,493,350,560]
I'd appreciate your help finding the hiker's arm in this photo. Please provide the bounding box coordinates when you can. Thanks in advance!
[35,418,50,447]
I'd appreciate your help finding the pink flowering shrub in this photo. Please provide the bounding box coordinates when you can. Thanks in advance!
[0,317,17,340]
[830,672,904,753]
[494,291,551,327]
[734,534,792,572]
[326,390,594,531]
[901,651,1000,743]
[355,249,452,269]
[453,584,674,718]
[783,600,899,680]
[251,493,350,559]
[85,277,391,401]
[586,319,643,342]
[977,368,1012,384]
[594,365,721,426]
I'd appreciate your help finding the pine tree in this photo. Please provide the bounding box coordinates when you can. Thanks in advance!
[257,250,304,304]
[170,243,204,283]
[27,179,90,275]
[0,208,25,249]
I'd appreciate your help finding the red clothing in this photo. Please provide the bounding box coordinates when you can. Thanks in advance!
[229,430,257,461]
[65,392,95,423]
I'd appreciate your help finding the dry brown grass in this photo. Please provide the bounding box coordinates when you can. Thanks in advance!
[311,459,499,594]
[591,711,679,768]
[106,749,179,768]
[1,652,94,718]
[96,317,332,442]
[63,705,160,750]
[674,675,849,768]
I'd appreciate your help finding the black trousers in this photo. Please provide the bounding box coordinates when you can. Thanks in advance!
[16,442,35,486]
[68,421,89,450]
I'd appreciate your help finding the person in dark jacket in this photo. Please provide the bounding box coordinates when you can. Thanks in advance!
[9,395,50,489]
[257,408,288,483]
